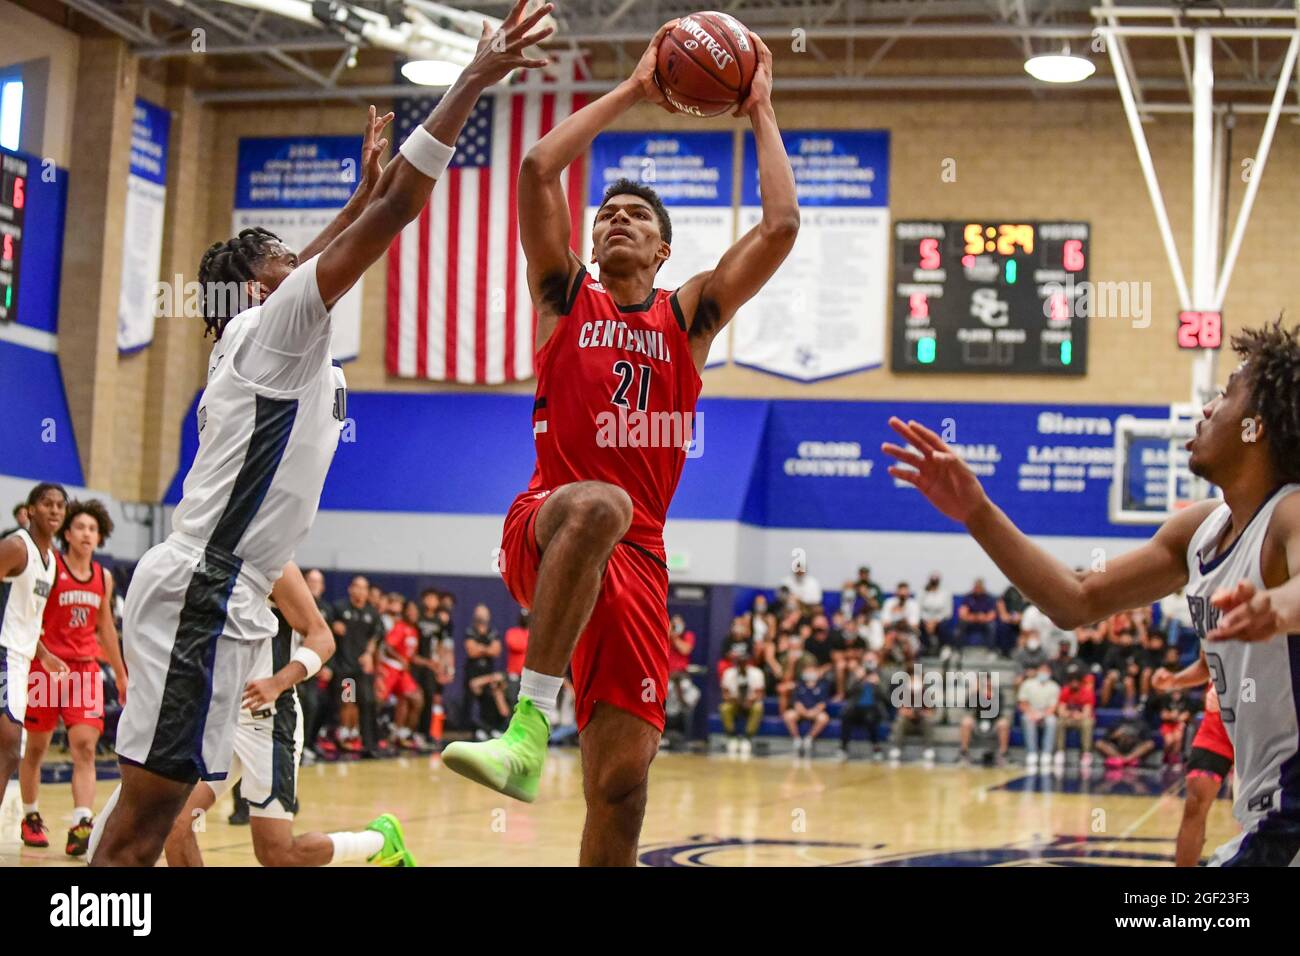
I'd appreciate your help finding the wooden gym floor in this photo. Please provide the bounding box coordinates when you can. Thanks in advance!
[2,749,1237,866]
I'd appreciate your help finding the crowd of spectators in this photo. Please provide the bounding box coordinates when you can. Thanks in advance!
[714,562,1204,767]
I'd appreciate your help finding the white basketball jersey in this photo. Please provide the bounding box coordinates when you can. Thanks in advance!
[0,529,57,658]
[171,256,346,596]
[1186,483,1300,827]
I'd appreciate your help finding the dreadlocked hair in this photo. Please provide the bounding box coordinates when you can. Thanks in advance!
[1232,316,1300,483]
[59,498,114,548]
[196,227,283,339]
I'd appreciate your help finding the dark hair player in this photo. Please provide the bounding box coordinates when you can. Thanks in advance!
[884,320,1300,866]
[442,21,799,866]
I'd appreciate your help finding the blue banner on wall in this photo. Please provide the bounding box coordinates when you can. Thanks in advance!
[733,129,891,381]
[166,393,1170,541]
[128,99,170,187]
[587,130,736,368]
[234,135,364,362]
[589,131,733,207]
[234,135,362,209]
[741,129,889,207]
[118,98,171,353]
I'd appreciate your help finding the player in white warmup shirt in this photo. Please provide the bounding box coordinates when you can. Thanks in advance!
[89,2,555,866]
[0,483,66,806]
[883,319,1300,867]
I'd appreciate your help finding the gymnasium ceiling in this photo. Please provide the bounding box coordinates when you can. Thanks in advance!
[12,0,1300,111]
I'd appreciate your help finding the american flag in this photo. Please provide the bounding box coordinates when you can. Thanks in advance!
[386,61,588,384]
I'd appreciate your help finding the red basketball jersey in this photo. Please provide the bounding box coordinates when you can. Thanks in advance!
[40,552,106,661]
[528,268,702,549]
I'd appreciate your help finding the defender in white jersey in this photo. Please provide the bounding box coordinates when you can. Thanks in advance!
[0,483,66,806]
[162,563,414,866]
[883,319,1300,866]
[90,5,555,866]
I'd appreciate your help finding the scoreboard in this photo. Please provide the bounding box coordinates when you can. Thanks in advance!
[0,148,28,323]
[891,220,1090,375]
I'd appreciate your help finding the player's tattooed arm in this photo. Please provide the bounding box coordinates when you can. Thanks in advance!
[1207,491,1300,642]
[521,20,677,346]
[314,0,553,310]
[883,416,1217,630]
[297,106,394,264]
[676,34,797,371]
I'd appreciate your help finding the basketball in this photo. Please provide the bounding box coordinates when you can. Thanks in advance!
[655,12,758,117]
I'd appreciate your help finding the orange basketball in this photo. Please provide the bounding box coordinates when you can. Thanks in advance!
[654,12,758,117]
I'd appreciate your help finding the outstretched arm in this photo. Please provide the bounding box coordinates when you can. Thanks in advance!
[314,0,554,309]
[520,20,678,349]
[296,106,395,264]
[882,416,1218,629]
[675,35,799,371]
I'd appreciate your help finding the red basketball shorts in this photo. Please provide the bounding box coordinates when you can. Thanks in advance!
[376,664,419,701]
[24,658,106,734]
[499,488,670,733]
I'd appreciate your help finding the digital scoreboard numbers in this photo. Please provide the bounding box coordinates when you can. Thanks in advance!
[0,148,28,323]
[891,220,1090,375]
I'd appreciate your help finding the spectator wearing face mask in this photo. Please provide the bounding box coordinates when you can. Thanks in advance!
[888,666,937,762]
[1012,631,1049,687]
[1048,640,1078,686]
[783,665,831,757]
[1020,602,1076,658]
[1017,662,1060,771]
[957,672,1011,767]
[838,655,888,760]
[855,566,883,613]
[918,573,952,655]
[997,584,1026,657]
[956,578,998,655]
[746,594,776,646]
[720,646,765,756]
[881,582,920,646]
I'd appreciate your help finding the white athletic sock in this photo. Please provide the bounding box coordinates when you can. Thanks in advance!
[397,726,411,740]
[328,829,386,864]
[73,806,93,824]
[23,802,37,815]
[520,668,562,721]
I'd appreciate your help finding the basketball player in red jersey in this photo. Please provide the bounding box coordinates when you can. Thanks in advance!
[1152,655,1235,865]
[19,499,128,855]
[442,22,798,865]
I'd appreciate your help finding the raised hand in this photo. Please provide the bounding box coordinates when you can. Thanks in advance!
[734,32,773,117]
[881,417,990,524]
[360,105,394,190]
[631,20,680,112]
[1207,579,1284,642]
[466,0,555,88]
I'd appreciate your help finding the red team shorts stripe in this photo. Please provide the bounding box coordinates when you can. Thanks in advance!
[500,488,670,733]
[23,658,106,734]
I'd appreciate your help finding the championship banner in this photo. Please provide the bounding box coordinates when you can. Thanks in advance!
[234,135,363,362]
[731,129,890,381]
[117,98,169,354]
[587,131,735,368]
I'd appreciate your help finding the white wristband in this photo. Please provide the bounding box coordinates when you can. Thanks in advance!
[292,646,323,681]
[399,126,456,180]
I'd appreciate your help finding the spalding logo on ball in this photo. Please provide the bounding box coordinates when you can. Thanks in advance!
[655,12,757,117]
